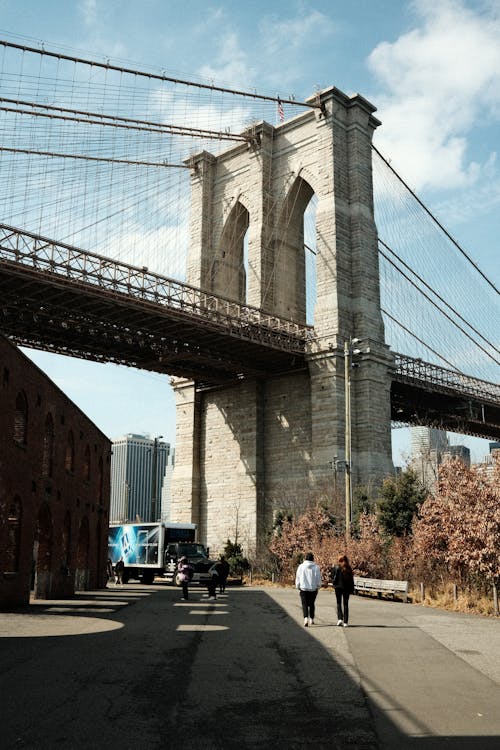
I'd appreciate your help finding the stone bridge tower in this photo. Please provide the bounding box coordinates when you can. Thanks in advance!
[170,87,393,553]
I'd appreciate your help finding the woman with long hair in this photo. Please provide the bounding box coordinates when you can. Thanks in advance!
[331,554,355,627]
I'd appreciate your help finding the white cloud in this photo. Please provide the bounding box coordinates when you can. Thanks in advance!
[78,0,98,29]
[149,88,253,136]
[369,0,500,191]
[197,32,256,90]
[194,7,336,94]
[259,8,336,56]
[257,8,337,90]
[76,0,128,59]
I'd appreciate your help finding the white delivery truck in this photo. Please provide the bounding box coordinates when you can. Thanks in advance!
[108,522,215,585]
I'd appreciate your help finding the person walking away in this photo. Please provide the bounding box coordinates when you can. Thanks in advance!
[331,554,355,627]
[206,562,219,600]
[114,557,125,585]
[295,552,322,626]
[218,555,230,593]
[177,556,194,601]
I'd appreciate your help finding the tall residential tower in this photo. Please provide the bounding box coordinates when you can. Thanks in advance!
[110,434,170,523]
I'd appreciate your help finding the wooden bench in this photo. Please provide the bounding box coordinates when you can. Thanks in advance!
[353,576,409,602]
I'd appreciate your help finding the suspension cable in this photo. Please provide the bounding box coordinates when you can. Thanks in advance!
[0,96,248,142]
[373,143,499,295]
[379,247,500,366]
[379,239,499,357]
[0,39,316,109]
[381,308,467,374]
[0,146,188,169]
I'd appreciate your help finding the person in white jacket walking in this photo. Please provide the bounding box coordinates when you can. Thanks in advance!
[295,552,322,626]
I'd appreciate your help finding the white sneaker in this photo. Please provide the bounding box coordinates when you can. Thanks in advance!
[304,617,309,627]
[343,623,348,627]
[337,619,343,626]
[208,596,216,600]
[309,618,314,626]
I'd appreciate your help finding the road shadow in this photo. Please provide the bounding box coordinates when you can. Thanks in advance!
[0,585,498,749]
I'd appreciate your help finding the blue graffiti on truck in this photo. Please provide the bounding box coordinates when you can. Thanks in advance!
[108,524,160,566]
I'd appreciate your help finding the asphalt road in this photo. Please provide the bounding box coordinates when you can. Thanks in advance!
[1,583,499,750]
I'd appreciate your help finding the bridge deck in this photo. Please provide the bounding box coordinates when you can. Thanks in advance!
[0,224,310,385]
[1,224,499,438]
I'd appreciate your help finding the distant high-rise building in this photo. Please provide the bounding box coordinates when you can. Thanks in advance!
[110,434,170,523]
[160,448,175,522]
[409,427,449,490]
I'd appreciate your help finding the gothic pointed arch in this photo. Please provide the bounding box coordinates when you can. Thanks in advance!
[272,175,315,323]
[212,199,249,302]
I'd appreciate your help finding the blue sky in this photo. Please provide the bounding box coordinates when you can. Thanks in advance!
[1,0,499,463]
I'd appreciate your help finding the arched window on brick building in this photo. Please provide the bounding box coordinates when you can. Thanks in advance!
[65,430,75,473]
[5,497,22,572]
[42,413,55,478]
[83,444,91,482]
[13,391,28,445]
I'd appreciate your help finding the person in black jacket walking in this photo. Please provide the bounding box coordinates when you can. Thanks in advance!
[331,554,355,627]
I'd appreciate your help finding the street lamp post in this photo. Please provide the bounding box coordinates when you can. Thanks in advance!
[344,339,361,536]
[150,435,163,522]
[124,480,130,522]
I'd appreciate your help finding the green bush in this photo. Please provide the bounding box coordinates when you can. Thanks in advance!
[223,539,250,577]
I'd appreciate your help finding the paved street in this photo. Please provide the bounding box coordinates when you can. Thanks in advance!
[1,583,499,749]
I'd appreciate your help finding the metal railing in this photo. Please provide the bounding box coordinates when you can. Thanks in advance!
[0,224,312,351]
[393,353,500,404]
[1,224,498,405]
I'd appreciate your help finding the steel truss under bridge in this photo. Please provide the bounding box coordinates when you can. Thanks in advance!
[0,224,499,438]
[0,224,312,385]
[392,354,500,440]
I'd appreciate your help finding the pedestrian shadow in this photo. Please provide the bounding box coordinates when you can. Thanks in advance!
[338,623,418,628]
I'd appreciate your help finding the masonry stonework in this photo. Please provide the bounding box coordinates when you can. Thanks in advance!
[171,87,393,555]
[0,335,111,608]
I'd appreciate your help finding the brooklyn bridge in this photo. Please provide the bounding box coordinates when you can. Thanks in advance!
[0,40,498,549]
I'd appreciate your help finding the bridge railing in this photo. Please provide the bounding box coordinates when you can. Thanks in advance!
[0,224,313,350]
[3,224,498,399]
[394,353,500,404]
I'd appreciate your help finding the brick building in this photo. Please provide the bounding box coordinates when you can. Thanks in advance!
[0,335,111,607]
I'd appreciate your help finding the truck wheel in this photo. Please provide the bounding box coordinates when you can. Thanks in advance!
[142,571,154,585]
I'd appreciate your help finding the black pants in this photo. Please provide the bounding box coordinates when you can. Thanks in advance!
[207,579,217,598]
[181,583,189,599]
[335,588,350,624]
[299,589,318,619]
